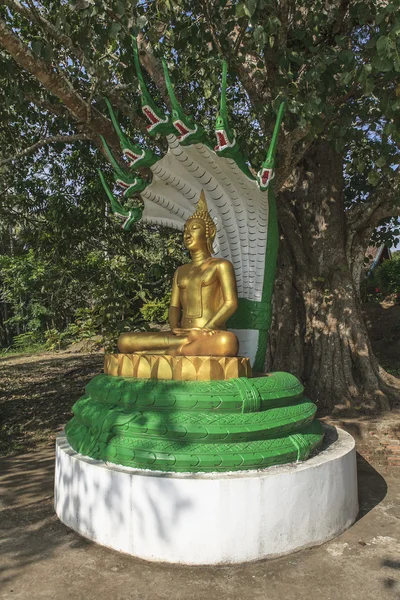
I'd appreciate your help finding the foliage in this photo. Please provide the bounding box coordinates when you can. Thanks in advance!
[1,1,399,204]
[0,139,187,349]
[375,257,400,295]
[140,295,171,325]
[362,250,400,301]
[0,225,186,350]
[44,324,80,352]
[6,331,44,353]
[0,0,399,256]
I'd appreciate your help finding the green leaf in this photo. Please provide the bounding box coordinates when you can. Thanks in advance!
[384,122,396,136]
[244,0,257,17]
[41,45,54,63]
[110,22,121,37]
[31,40,42,56]
[253,25,265,42]
[116,1,125,16]
[368,170,380,186]
[362,63,373,75]
[372,56,393,72]
[236,2,245,17]
[339,71,353,85]
[365,36,376,49]
[376,156,387,167]
[376,36,395,59]
[363,78,374,95]
[339,49,354,66]
[137,15,148,29]
[334,35,348,47]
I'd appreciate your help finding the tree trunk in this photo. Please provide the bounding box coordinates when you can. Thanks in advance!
[268,142,400,415]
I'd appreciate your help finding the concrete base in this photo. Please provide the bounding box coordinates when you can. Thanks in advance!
[54,426,358,565]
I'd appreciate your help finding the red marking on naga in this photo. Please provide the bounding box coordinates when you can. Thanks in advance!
[117,180,131,189]
[143,107,159,124]
[174,122,189,136]
[215,131,229,150]
[124,150,140,163]
[262,170,271,185]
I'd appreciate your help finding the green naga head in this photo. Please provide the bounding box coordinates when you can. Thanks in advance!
[99,134,148,199]
[214,61,237,153]
[132,38,175,137]
[257,102,285,191]
[102,98,159,170]
[114,175,148,199]
[98,170,143,231]
[213,61,255,180]
[162,58,210,147]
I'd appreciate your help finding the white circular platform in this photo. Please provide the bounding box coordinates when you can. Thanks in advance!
[54,426,358,564]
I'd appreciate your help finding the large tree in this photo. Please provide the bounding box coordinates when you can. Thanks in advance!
[1,0,399,412]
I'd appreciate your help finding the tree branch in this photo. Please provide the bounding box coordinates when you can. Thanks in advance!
[0,17,120,152]
[0,134,90,166]
[4,0,86,61]
[24,93,71,119]
[347,173,400,232]
[233,19,249,55]
[362,199,400,227]
[277,0,290,50]
[199,0,223,54]
[136,33,171,108]
[3,0,148,132]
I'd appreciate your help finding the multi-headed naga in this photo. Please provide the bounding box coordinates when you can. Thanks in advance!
[99,38,284,372]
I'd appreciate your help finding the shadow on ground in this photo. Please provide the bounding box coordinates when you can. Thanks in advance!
[1,443,399,600]
[356,454,388,519]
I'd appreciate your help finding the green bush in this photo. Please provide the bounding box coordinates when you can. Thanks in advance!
[44,323,81,351]
[375,258,400,295]
[140,295,170,324]
[9,331,44,353]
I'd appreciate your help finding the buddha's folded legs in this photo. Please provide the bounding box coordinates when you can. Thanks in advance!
[117,329,239,357]
[118,331,184,354]
[175,329,239,356]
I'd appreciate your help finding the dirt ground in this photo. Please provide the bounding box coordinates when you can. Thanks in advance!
[0,448,399,600]
[0,352,103,455]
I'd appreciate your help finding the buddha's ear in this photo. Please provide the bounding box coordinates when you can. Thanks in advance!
[208,223,217,254]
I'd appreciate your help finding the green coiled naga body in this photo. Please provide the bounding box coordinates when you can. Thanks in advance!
[65,372,324,473]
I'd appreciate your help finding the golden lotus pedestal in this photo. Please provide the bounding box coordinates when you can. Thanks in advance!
[104,353,252,381]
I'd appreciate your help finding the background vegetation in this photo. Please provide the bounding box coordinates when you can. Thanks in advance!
[1,0,400,413]
[0,146,186,352]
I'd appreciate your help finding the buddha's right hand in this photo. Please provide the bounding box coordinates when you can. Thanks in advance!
[172,327,192,336]
[172,327,214,338]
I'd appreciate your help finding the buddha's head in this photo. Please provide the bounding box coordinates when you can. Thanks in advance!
[184,190,217,255]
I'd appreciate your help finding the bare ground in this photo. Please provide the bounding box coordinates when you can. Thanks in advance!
[0,352,103,455]
[0,448,399,600]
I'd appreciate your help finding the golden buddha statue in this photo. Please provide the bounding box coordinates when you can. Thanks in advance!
[118,190,239,357]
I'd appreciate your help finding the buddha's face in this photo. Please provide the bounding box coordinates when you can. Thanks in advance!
[184,218,207,251]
